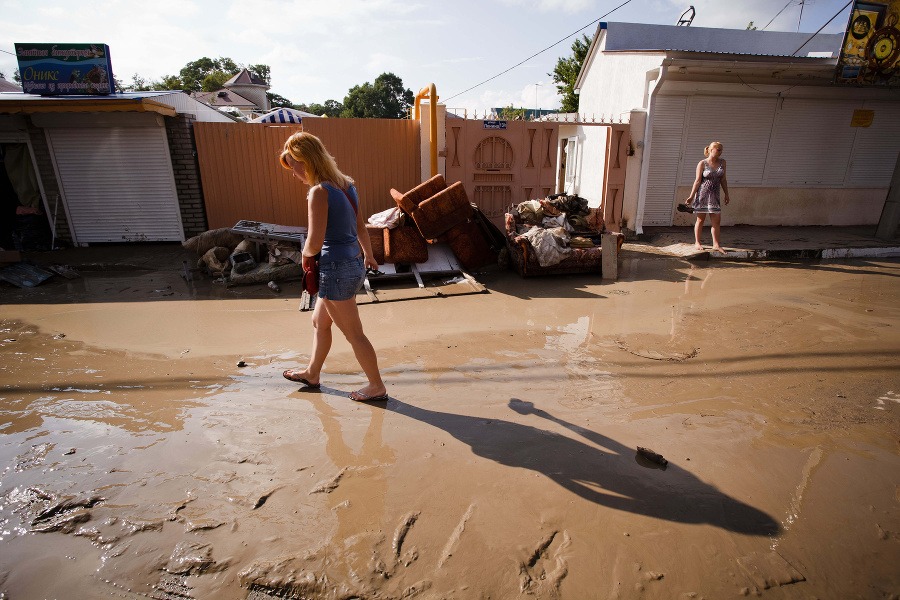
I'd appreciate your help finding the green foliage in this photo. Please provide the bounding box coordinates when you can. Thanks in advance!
[178,57,240,93]
[549,34,591,113]
[341,73,414,119]
[268,92,296,109]
[201,71,232,92]
[247,64,271,85]
[746,21,758,30]
[498,105,526,120]
[13,69,20,83]
[303,99,344,117]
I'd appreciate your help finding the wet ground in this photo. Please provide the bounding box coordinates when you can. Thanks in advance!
[1,254,898,599]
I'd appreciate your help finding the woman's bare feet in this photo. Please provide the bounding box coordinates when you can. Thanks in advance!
[712,246,727,254]
[693,243,704,251]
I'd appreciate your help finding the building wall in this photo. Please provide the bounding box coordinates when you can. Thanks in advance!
[577,44,663,118]
[226,84,269,112]
[165,114,207,238]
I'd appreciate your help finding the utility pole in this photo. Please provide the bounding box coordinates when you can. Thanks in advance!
[534,82,541,121]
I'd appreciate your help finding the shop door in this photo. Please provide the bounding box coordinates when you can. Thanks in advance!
[46,126,184,243]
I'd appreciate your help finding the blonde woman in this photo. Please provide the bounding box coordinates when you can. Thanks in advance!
[280,132,387,402]
[684,141,730,253]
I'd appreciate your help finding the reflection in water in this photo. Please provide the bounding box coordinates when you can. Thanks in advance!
[308,394,395,564]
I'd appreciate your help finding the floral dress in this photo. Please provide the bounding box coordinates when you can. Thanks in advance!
[691,159,724,214]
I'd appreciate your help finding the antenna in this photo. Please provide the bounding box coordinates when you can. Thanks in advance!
[678,5,695,26]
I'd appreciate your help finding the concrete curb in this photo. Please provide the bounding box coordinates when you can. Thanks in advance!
[709,247,900,260]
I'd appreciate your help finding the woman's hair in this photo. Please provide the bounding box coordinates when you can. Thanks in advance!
[280,132,353,188]
[704,141,724,157]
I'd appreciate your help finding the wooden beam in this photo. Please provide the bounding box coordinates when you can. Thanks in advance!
[0,98,177,117]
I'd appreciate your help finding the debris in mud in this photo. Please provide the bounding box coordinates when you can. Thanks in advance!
[237,360,247,367]
[636,447,668,469]
[64,448,76,455]
[393,512,420,558]
[737,551,806,590]
[253,487,280,509]
[615,339,699,362]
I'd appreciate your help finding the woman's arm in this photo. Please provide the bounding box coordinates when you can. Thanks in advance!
[302,185,328,271]
[355,194,379,270]
[720,160,730,205]
[685,160,704,203]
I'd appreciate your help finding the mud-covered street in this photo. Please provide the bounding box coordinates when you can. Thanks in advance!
[1,255,898,599]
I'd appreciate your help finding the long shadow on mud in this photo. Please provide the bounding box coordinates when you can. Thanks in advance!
[380,397,781,537]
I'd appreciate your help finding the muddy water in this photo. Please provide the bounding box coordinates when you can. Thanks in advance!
[1,258,898,599]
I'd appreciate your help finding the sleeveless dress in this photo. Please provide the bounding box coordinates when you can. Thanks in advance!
[691,160,724,214]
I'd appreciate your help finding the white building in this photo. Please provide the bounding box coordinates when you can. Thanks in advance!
[572,21,900,233]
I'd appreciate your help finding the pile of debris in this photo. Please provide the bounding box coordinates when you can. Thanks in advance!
[504,194,623,277]
[182,227,302,286]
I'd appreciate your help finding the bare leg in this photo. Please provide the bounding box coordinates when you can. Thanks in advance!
[284,299,332,385]
[710,213,726,254]
[322,297,386,399]
[693,214,706,250]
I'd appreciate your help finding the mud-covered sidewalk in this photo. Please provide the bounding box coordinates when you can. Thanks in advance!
[1,246,898,599]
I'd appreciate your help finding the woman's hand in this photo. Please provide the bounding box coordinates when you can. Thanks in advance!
[723,195,730,206]
[302,254,317,271]
[364,255,379,271]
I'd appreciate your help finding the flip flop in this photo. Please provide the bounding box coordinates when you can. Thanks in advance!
[676,203,694,213]
[282,370,321,388]
[349,390,389,402]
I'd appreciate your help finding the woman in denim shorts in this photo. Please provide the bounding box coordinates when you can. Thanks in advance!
[279,132,387,402]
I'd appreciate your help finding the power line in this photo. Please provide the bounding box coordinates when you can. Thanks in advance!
[792,0,853,56]
[763,0,796,31]
[444,0,635,103]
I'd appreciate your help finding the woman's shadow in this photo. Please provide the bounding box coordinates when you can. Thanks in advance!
[376,397,780,536]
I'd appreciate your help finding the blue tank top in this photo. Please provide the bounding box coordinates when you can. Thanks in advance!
[319,182,360,264]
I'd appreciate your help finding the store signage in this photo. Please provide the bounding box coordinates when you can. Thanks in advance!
[835,1,900,86]
[14,43,115,95]
[483,120,508,130]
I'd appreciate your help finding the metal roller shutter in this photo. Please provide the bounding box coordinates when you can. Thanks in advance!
[47,126,184,243]
[679,97,776,186]
[644,96,687,226]
[847,101,900,187]
[765,99,858,186]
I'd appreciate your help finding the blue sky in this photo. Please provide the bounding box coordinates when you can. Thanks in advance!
[0,0,855,114]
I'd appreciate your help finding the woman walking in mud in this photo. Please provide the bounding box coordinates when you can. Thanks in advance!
[280,132,388,402]
[683,141,730,253]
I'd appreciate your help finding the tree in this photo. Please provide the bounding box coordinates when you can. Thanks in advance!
[247,64,271,85]
[178,57,240,93]
[549,34,591,113]
[341,73,414,118]
[746,21,758,30]
[268,92,296,109]
[498,105,526,120]
[307,100,344,117]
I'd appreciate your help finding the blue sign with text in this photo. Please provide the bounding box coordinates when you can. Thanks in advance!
[15,43,115,96]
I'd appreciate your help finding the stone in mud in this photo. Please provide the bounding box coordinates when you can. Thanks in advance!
[636,446,668,468]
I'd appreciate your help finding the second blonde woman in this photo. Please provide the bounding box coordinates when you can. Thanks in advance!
[684,141,730,253]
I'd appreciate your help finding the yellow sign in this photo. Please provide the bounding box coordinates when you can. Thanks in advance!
[837,0,900,86]
[851,109,875,126]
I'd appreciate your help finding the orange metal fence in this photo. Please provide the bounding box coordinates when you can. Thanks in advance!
[195,118,420,229]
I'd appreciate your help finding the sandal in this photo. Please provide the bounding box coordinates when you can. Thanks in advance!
[282,370,321,388]
[349,390,389,402]
[676,203,694,213]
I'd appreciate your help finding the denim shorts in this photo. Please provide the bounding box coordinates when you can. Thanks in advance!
[318,255,365,301]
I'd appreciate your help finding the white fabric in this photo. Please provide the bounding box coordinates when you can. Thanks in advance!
[367,207,403,229]
[521,226,571,267]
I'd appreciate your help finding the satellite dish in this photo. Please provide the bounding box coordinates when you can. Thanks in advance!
[678,5,695,26]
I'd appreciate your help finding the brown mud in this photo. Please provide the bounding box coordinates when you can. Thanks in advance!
[1,257,899,599]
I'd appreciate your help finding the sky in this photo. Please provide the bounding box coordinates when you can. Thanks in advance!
[1,0,855,115]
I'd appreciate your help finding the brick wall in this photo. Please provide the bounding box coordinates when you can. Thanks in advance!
[165,114,208,237]
[26,117,72,246]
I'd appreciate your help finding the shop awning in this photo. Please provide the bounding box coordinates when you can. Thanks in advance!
[0,92,177,116]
